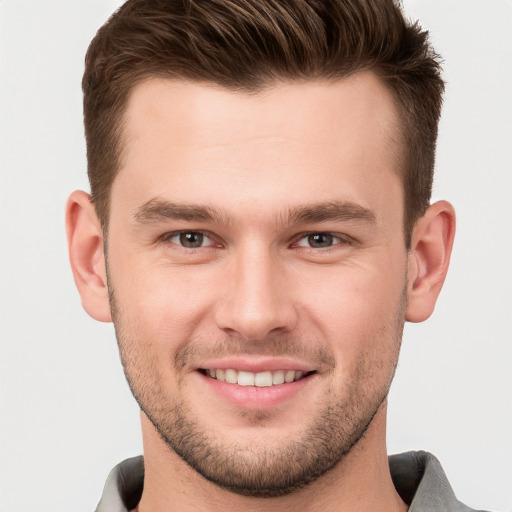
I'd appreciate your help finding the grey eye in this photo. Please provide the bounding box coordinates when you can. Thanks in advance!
[306,233,334,248]
[295,233,347,249]
[179,232,204,248]
[163,231,217,249]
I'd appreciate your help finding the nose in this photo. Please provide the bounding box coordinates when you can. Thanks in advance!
[214,246,299,341]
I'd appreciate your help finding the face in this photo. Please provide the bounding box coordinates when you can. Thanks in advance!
[107,73,408,496]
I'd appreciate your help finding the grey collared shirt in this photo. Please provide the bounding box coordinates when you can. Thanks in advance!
[95,451,489,512]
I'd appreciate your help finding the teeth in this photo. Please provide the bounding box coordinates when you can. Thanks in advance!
[272,370,285,385]
[237,371,255,386]
[225,368,237,384]
[205,368,308,386]
[254,371,272,387]
[284,370,295,383]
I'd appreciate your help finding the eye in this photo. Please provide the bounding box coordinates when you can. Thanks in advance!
[295,233,344,249]
[162,231,215,248]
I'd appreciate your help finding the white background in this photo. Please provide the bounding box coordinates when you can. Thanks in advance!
[0,1,510,511]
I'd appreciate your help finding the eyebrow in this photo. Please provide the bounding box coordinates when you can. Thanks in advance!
[134,198,376,226]
[287,201,376,225]
[134,198,224,224]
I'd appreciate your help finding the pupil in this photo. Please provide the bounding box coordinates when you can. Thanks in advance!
[308,234,333,248]
[180,232,203,248]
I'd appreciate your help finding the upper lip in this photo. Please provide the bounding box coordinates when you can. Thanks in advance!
[196,357,316,374]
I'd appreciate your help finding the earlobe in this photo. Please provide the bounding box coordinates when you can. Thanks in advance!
[66,190,112,322]
[406,200,456,323]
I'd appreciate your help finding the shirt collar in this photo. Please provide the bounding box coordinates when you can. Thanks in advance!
[95,451,476,512]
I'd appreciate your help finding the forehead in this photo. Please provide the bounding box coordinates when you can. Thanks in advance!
[113,73,402,226]
[122,72,400,154]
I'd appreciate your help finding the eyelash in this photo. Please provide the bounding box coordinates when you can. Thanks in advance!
[159,231,219,249]
[292,232,352,250]
[159,231,353,250]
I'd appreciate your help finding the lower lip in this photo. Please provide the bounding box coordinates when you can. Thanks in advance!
[197,371,316,409]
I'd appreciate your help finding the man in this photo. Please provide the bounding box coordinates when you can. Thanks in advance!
[65,0,483,510]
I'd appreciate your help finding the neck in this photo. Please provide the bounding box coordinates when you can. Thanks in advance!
[136,402,407,512]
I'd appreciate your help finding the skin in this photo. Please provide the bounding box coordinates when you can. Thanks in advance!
[67,72,455,512]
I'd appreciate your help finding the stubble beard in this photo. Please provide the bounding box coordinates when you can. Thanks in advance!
[109,286,406,498]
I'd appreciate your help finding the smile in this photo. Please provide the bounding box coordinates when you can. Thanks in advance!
[200,368,313,387]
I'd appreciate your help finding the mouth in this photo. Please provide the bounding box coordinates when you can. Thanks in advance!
[199,368,315,387]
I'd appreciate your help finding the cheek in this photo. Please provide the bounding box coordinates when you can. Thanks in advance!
[109,258,219,349]
[297,261,406,371]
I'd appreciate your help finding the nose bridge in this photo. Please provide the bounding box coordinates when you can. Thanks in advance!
[214,242,297,340]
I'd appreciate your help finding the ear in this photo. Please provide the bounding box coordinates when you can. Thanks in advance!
[406,200,456,323]
[66,190,112,322]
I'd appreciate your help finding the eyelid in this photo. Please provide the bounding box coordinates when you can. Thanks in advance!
[159,230,219,248]
[292,232,353,248]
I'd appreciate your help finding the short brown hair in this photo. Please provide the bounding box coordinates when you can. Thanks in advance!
[83,0,444,245]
